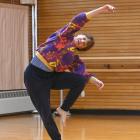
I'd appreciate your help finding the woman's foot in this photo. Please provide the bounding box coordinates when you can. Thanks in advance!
[56,107,67,126]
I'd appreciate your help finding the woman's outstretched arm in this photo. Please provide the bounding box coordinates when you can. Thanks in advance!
[86,4,115,20]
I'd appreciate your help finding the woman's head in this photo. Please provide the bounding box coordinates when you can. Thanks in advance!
[73,33,94,51]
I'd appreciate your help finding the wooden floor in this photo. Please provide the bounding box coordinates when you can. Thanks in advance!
[0,113,140,140]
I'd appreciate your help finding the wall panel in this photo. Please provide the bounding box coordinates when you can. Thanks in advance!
[38,0,140,110]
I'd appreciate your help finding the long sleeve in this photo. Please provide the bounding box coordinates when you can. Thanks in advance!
[59,12,89,38]
[43,12,89,50]
[35,13,89,71]
[69,55,94,81]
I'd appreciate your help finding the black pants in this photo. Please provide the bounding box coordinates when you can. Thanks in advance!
[24,64,87,140]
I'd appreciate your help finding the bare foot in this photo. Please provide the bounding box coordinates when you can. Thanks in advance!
[56,107,67,126]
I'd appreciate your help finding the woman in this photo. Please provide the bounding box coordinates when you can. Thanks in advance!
[24,4,115,140]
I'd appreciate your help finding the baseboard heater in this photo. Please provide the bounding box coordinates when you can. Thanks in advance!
[0,90,35,115]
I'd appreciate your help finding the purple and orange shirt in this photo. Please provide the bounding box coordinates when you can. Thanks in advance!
[33,12,93,80]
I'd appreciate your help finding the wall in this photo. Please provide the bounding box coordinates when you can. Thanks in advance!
[31,0,140,110]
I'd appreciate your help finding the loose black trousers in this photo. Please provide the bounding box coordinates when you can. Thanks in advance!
[24,64,87,140]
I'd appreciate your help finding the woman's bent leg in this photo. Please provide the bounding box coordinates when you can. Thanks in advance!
[52,72,87,111]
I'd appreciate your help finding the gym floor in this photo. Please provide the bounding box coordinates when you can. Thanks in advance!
[0,113,140,140]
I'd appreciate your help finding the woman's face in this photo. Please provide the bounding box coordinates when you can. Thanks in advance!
[73,34,88,49]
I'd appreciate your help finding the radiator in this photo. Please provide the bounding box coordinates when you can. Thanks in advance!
[0,90,35,115]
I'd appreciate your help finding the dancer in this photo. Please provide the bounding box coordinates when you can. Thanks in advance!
[24,4,115,140]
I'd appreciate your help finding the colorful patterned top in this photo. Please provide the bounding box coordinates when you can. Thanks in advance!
[34,12,93,80]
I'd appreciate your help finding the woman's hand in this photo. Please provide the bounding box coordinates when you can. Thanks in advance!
[102,4,116,13]
[89,76,104,90]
